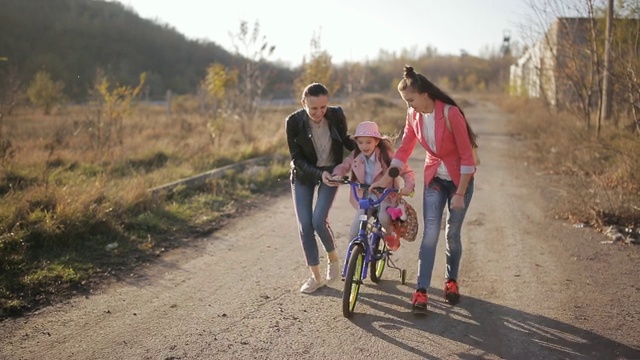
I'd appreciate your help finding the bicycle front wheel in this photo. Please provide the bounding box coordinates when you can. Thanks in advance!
[369,236,387,283]
[342,244,365,318]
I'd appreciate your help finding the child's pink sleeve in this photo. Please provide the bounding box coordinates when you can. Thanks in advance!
[331,151,355,177]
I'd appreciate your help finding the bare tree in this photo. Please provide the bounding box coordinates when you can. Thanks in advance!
[608,1,640,135]
[294,30,339,96]
[343,62,368,99]
[0,60,21,168]
[611,16,640,135]
[600,0,614,123]
[517,0,640,137]
[520,0,604,133]
[229,20,275,118]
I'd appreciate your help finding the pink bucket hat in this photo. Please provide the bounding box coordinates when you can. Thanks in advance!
[354,121,382,139]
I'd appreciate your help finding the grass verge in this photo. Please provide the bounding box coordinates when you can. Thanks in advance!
[495,95,640,241]
[0,157,290,318]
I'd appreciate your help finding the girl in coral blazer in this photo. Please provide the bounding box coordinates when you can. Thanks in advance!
[373,66,478,312]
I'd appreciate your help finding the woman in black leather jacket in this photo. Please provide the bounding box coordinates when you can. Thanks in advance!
[285,83,355,293]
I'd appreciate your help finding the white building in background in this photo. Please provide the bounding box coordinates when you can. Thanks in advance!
[509,17,599,109]
[509,40,544,98]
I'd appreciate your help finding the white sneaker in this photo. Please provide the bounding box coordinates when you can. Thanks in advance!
[326,262,340,282]
[300,277,325,294]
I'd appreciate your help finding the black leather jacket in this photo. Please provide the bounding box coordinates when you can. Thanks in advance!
[285,107,356,185]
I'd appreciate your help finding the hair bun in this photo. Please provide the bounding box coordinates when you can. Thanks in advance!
[403,65,416,78]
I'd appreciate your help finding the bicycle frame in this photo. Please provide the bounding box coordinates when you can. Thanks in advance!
[339,180,398,279]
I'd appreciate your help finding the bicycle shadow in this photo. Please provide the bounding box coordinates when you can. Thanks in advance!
[351,280,640,359]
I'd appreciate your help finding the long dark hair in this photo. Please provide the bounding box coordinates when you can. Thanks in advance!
[398,66,478,148]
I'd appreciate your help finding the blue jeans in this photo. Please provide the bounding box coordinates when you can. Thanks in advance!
[291,181,338,266]
[417,177,474,290]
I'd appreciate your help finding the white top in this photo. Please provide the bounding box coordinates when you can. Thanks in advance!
[422,111,451,180]
[310,117,333,167]
[361,152,376,185]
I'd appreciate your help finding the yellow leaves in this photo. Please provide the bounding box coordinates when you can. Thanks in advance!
[133,72,147,97]
[95,71,147,117]
[295,50,338,94]
[203,63,238,100]
[26,71,64,115]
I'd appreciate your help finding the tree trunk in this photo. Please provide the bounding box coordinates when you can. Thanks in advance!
[601,0,614,123]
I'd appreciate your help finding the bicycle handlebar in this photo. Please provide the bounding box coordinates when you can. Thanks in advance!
[329,166,401,208]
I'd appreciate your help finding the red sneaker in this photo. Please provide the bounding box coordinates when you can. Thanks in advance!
[384,233,400,251]
[444,279,460,305]
[411,289,428,310]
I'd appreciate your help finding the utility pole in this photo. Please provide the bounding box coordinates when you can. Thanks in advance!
[501,29,512,57]
[500,30,512,92]
[601,0,614,121]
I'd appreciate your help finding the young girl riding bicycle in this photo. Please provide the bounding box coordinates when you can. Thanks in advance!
[329,121,416,250]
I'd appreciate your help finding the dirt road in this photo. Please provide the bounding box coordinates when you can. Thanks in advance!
[1,100,638,360]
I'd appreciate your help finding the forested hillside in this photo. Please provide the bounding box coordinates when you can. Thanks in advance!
[0,0,293,101]
[0,0,516,104]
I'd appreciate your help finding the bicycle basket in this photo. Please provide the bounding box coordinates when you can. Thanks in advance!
[391,199,418,242]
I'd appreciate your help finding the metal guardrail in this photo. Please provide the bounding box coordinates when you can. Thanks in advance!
[148,154,287,196]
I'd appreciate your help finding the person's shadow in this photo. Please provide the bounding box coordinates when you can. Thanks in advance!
[349,280,639,359]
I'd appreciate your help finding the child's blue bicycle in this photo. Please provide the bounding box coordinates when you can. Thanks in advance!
[332,168,407,318]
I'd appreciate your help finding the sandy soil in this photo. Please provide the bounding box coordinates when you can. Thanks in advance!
[1,99,638,360]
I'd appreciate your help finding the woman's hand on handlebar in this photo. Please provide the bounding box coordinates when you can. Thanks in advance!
[330,175,345,182]
[322,171,339,186]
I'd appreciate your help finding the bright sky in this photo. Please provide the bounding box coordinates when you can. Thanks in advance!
[110,0,532,68]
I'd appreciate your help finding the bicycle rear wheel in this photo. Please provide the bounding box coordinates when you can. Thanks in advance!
[342,244,365,318]
[369,236,387,283]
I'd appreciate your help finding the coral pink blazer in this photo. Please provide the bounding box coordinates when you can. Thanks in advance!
[390,100,476,187]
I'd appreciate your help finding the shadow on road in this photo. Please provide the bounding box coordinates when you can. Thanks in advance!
[351,281,639,359]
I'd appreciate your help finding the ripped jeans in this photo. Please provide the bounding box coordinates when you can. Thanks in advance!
[417,177,474,290]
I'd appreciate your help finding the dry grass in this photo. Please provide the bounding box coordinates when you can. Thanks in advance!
[0,94,411,317]
[0,101,295,318]
[495,95,640,232]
